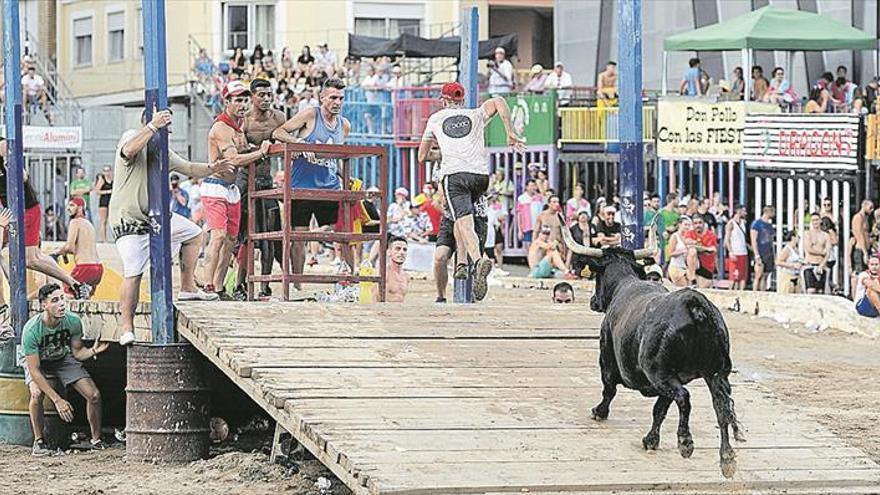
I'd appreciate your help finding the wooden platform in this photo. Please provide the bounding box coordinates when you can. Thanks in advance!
[175,302,880,494]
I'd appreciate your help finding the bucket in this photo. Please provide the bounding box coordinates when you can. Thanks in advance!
[125,343,210,462]
[0,342,66,446]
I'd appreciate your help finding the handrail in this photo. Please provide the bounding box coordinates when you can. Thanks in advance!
[559,106,657,145]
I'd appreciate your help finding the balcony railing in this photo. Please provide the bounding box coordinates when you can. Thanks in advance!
[559,106,657,145]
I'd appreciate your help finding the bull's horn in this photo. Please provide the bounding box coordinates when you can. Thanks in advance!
[557,213,603,257]
[633,247,654,259]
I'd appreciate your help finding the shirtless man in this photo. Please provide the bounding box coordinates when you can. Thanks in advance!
[272,78,351,289]
[235,79,288,298]
[51,197,103,292]
[528,226,567,279]
[379,236,409,303]
[597,61,618,100]
[803,212,830,294]
[851,200,875,276]
[534,194,564,251]
[204,81,271,297]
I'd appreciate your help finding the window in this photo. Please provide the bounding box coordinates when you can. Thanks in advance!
[223,3,275,51]
[354,17,422,38]
[73,16,93,67]
[107,11,125,62]
[135,8,143,58]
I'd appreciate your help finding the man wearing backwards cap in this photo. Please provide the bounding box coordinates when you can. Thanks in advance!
[51,197,104,292]
[204,80,271,298]
[418,81,524,301]
[233,79,290,299]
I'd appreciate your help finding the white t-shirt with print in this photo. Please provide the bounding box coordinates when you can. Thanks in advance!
[422,107,490,177]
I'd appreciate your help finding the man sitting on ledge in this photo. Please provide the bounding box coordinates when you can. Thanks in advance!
[854,255,880,318]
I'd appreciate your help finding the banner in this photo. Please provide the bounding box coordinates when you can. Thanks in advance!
[22,126,82,150]
[485,93,556,147]
[656,99,778,159]
[742,113,859,171]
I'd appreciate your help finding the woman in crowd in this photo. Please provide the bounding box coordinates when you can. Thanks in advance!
[730,67,744,100]
[94,166,113,243]
[262,50,277,79]
[667,216,694,287]
[565,183,590,226]
[231,47,246,76]
[567,211,592,278]
[763,67,796,105]
[804,86,825,113]
[279,47,294,80]
[297,45,315,71]
[776,230,804,294]
[249,44,265,70]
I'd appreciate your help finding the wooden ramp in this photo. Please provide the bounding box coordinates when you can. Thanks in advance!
[175,302,880,494]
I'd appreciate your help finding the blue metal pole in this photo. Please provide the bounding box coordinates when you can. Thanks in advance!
[3,0,27,342]
[697,161,705,198]
[142,0,174,344]
[738,160,746,207]
[617,0,644,250]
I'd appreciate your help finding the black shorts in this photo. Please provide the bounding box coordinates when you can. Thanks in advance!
[291,200,339,228]
[852,248,868,273]
[696,266,715,279]
[441,172,490,220]
[759,251,775,273]
[436,215,487,255]
[803,265,826,291]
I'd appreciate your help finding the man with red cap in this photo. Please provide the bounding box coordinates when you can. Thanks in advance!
[417,82,524,301]
[204,80,271,298]
[51,197,103,293]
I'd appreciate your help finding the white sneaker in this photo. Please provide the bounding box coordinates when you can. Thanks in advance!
[118,331,135,346]
[493,268,509,277]
[179,290,220,301]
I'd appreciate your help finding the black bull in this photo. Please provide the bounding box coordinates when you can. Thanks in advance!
[559,219,744,478]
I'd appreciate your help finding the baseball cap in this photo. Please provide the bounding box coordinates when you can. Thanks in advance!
[412,193,427,208]
[495,46,506,54]
[530,64,544,75]
[394,187,409,197]
[440,82,466,101]
[68,197,85,210]
[221,80,250,99]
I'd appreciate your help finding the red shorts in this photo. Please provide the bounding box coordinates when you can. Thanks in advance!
[23,205,41,247]
[71,263,104,287]
[202,196,241,237]
[727,254,748,282]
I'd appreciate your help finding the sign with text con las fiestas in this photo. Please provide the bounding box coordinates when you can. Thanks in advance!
[657,99,778,159]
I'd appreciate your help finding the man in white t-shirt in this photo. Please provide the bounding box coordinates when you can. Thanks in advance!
[417,82,524,301]
[854,255,880,318]
[21,66,50,123]
[487,47,514,96]
[544,62,574,105]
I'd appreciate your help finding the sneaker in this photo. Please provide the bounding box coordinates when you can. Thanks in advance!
[435,297,447,304]
[89,439,108,450]
[178,290,220,301]
[472,258,493,302]
[72,283,92,300]
[258,286,272,299]
[453,263,469,280]
[32,439,51,457]
[118,331,135,346]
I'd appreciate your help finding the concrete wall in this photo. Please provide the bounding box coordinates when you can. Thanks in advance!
[489,7,554,70]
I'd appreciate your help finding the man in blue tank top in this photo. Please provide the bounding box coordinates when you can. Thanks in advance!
[273,78,351,286]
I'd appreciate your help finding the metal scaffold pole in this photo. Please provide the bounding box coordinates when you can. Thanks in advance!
[618,0,645,249]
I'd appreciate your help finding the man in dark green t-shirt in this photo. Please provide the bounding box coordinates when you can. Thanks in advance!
[18,283,109,455]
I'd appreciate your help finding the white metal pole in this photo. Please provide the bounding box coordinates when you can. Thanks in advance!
[662,50,668,95]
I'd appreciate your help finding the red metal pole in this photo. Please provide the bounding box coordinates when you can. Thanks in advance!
[282,147,291,301]
[246,160,256,300]
[378,148,388,302]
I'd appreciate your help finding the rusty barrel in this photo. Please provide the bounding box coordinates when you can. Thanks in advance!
[125,343,210,462]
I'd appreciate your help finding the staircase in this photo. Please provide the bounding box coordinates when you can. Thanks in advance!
[22,31,82,127]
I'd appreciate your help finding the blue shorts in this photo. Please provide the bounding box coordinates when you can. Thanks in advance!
[856,296,879,318]
[523,231,533,243]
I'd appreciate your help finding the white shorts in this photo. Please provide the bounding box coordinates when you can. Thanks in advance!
[115,213,202,278]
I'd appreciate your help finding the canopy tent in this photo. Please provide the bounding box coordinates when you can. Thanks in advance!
[660,6,877,97]
[348,32,518,59]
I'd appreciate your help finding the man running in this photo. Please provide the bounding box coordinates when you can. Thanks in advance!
[272,78,351,287]
[418,82,524,301]
[433,192,488,303]
[204,81,271,297]
[0,137,90,299]
[235,79,289,299]
[111,108,234,345]
[51,197,104,292]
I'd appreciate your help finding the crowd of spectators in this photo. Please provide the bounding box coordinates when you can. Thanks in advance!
[679,58,879,114]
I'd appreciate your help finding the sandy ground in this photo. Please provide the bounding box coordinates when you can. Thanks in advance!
[6,248,878,494]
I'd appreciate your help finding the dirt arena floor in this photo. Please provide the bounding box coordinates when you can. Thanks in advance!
[2,274,878,495]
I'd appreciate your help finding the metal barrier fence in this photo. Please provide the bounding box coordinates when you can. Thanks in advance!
[559,106,657,145]
[343,87,395,142]
[393,86,442,146]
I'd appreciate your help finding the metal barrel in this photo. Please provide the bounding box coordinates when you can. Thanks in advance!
[0,342,66,446]
[125,343,210,462]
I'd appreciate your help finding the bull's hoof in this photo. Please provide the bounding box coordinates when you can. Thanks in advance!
[720,458,737,478]
[642,433,660,450]
[733,429,747,443]
[591,406,608,421]
[678,436,694,458]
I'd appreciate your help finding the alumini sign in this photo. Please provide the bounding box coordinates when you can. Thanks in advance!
[743,113,859,171]
[22,126,82,149]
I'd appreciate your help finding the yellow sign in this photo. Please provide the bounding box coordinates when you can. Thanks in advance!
[657,100,778,159]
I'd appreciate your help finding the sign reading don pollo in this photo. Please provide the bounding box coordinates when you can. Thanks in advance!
[657,100,778,159]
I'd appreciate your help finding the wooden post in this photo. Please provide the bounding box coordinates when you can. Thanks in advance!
[618,0,644,250]
[454,6,479,304]
[142,0,174,344]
